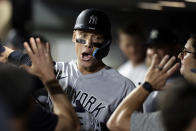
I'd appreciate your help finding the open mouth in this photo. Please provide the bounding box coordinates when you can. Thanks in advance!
[81,52,93,61]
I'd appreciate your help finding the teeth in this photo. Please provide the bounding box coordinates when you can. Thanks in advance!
[83,52,91,56]
[81,52,92,61]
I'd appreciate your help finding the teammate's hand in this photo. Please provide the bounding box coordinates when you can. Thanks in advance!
[21,37,55,84]
[0,43,14,63]
[144,54,180,90]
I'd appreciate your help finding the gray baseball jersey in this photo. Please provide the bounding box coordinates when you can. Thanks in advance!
[54,60,135,130]
[131,111,164,131]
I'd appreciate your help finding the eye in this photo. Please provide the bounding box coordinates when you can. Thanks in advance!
[76,38,86,44]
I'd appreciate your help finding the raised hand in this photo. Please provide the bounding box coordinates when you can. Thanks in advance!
[21,37,55,84]
[144,54,180,90]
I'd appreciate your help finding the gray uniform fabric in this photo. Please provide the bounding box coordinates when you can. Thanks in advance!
[143,91,160,113]
[131,111,164,131]
[54,60,135,131]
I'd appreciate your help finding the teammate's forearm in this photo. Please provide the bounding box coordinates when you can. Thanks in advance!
[107,85,150,131]
[45,80,80,130]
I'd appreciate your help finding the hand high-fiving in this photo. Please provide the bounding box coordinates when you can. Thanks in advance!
[144,54,180,90]
[21,37,55,84]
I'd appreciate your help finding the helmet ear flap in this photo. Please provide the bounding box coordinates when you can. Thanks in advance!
[93,40,111,60]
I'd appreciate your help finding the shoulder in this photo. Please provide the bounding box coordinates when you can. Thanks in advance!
[54,60,78,79]
[103,67,136,89]
[131,111,161,120]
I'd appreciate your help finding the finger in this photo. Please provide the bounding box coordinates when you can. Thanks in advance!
[20,64,31,73]
[36,38,44,55]
[46,42,51,54]
[159,55,169,68]
[163,56,176,72]
[30,37,38,54]
[166,63,180,77]
[24,42,34,59]
[151,54,159,69]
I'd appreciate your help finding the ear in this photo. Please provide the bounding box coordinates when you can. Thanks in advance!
[72,31,76,43]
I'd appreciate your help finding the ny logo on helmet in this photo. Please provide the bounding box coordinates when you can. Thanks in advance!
[89,15,98,25]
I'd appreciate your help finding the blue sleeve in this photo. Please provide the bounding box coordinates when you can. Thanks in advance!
[8,51,32,66]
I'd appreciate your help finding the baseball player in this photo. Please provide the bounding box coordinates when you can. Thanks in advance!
[0,9,135,130]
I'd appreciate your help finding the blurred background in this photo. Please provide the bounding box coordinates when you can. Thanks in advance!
[1,0,196,68]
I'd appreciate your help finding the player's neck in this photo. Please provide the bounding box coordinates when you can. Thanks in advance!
[78,61,106,75]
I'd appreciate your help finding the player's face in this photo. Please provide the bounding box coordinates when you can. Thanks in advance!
[72,30,104,69]
[119,33,146,64]
[178,38,196,81]
[146,44,171,67]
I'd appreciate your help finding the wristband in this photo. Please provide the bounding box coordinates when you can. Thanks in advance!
[45,79,63,95]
